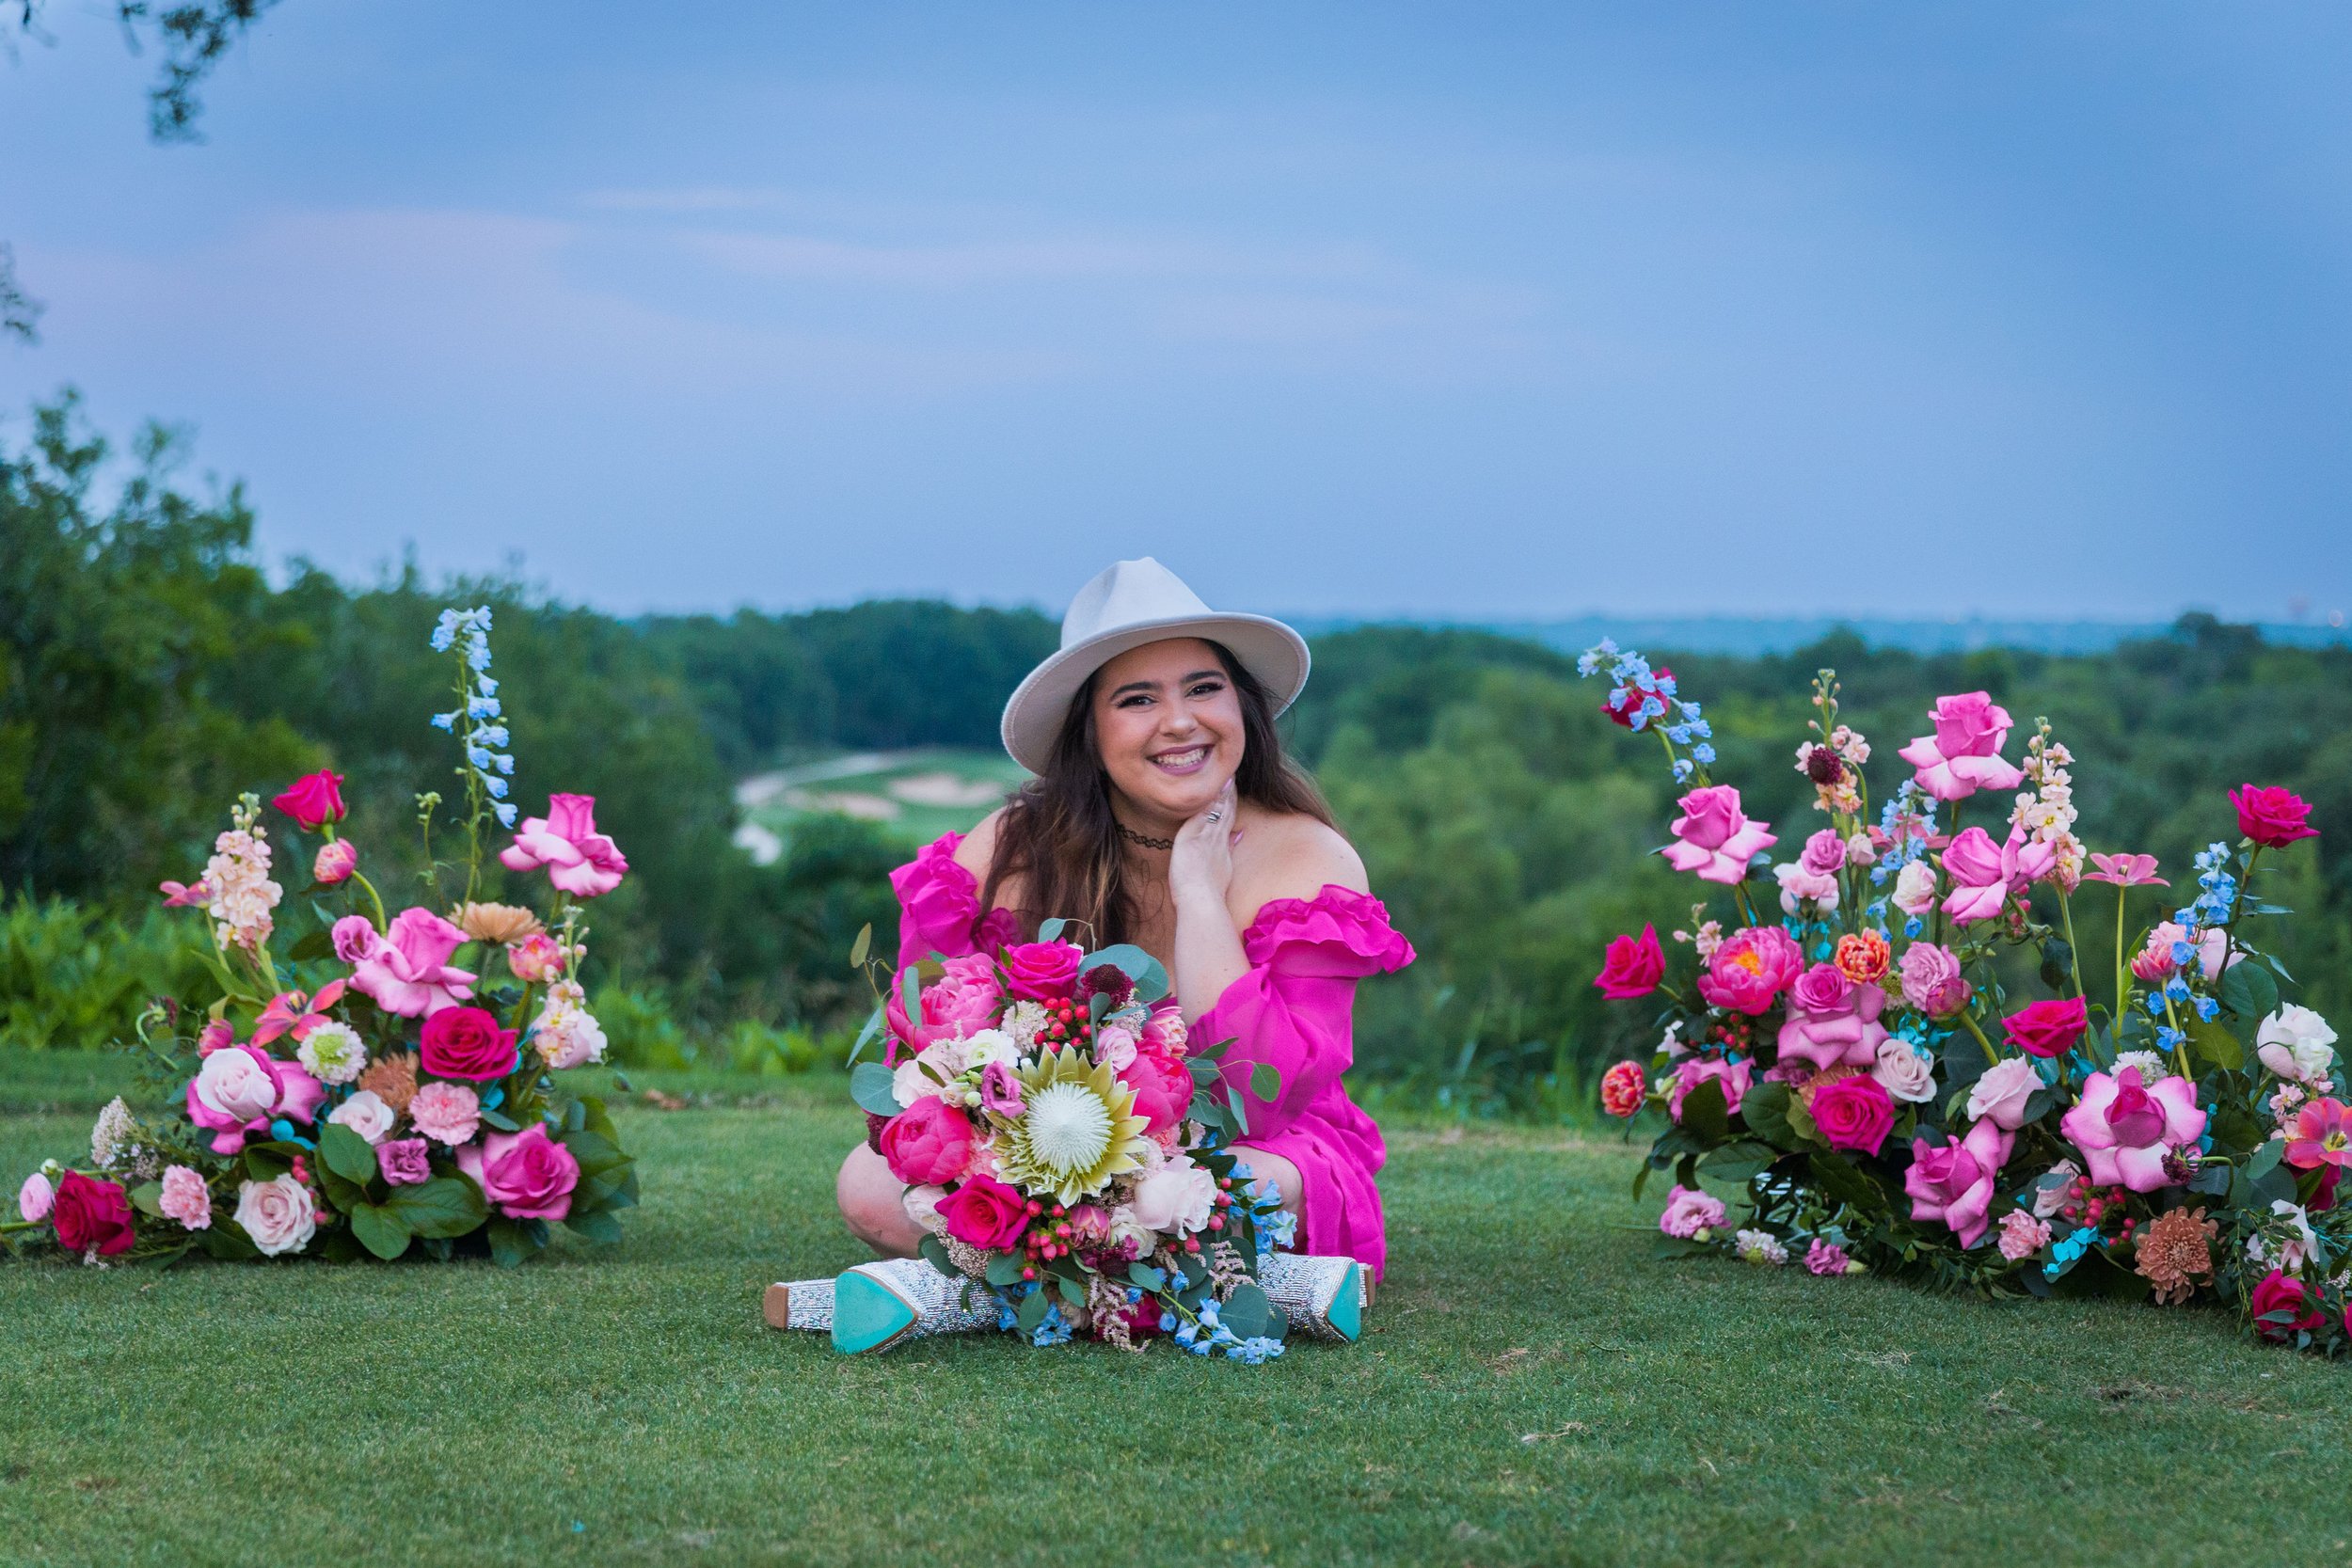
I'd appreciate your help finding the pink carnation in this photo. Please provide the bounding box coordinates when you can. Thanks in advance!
[1658,1183,1727,1239]
[1996,1210,2050,1262]
[407,1080,482,1146]
[158,1164,213,1230]
[1661,784,1778,884]
[1804,1237,1851,1275]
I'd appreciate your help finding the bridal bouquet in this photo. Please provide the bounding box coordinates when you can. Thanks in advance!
[5,608,637,1269]
[848,925,1298,1361]
[1583,642,2347,1354]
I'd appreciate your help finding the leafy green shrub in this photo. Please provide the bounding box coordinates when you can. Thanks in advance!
[0,895,213,1051]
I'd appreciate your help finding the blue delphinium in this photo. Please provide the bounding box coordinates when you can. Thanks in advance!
[430,607,518,832]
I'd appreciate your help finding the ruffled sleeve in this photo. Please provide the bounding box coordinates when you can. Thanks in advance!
[1194,885,1415,1140]
[889,832,1016,967]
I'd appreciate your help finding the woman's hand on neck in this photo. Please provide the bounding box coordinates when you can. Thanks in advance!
[1167,780,1253,1022]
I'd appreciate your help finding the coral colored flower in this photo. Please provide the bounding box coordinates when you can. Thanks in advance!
[407,1080,482,1146]
[1810,1074,1894,1155]
[2134,1206,2217,1305]
[348,907,478,1018]
[1599,1060,1647,1118]
[1899,942,1972,1018]
[936,1173,1030,1251]
[158,1164,212,1230]
[1833,930,1890,985]
[1940,823,2056,926]
[1593,925,1665,999]
[271,770,347,830]
[507,932,566,984]
[52,1171,136,1256]
[1804,1237,1852,1275]
[1897,692,2026,802]
[1776,963,1888,1072]
[250,980,350,1048]
[1696,925,1804,1014]
[2003,997,2089,1058]
[2282,1097,2352,1170]
[2084,852,2166,887]
[2059,1066,2207,1193]
[498,793,630,897]
[1658,1183,1726,1239]
[312,838,358,886]
[1669,1056,1751,1122]
[2249,1269,2323,1341]
[1661,784,1778,884]
[456,1123,580,1221]
[2230,784,2318,848]
[1903,1118,2014,1248]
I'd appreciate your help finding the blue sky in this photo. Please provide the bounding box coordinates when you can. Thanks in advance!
[4,3,2348,623]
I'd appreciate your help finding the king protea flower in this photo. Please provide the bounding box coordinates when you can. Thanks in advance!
[993,1050,1152,1206]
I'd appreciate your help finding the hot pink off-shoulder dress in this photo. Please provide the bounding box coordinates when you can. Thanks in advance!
[889,832,1415,1279]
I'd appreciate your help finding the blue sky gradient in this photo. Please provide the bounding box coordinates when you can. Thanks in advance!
[4,3,2348,623]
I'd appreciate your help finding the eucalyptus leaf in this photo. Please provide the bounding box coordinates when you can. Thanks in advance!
[1219,1282,1274,1339]
[918,1234,958,1278]
[1248,1062,1281,1102]
[987,1253,1028,1288]
[1038,916,1067,942]
[1016,1288,1051,1333]
[850,1060,904,1117]
[848,922,872,970]
[847,1006,883,1067]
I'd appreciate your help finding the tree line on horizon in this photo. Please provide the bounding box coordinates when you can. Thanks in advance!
[6,394,2350,1111]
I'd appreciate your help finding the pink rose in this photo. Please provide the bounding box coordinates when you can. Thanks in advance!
[1658,1183,1727,1239]
[18,1171,54,1223]
[886,952,1003,1054]
[377,1138,433,1186]
[1810,1074,1894,1155]
[1774,862,1840,916]
[1695,925,1804,1015]
[456,1122,580,1221]
[1800,829,1847,875]
[2058,1066,2205,1193]
[1939,823,2056,927]
[1594,925,1666,999]
[1661,785,1779,884]
[2002,997,2088,1058]
[1903,1117,2015,1247]
[312,838,358,886]
[407,1080,482,1146]
[1776,963,1887,1072]
[507,932,566,984]
[498,793,629,898]
[1128,1157,1218,1234]
[1001,940,1084,1001]
[184,1043,326,1155]
[1897,692,2026,801]
[271,769,347,830]
[232,1174,314,1256]
[1966,1054,2042,1130]
[1093,1023,1139,1073]
[2230,784,2318,849]
[879,1096,978,1186]
[331,913,379,964]
[935,1173,1031,1252]
[349,907,478,1018]
[158,1164,213,1229]
[1669,1056,1752,1122]
[420,1006,519,1082]
[1899,942,1972,1018]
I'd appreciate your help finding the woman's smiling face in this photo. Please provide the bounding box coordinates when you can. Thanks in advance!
[1089,637,1244,822]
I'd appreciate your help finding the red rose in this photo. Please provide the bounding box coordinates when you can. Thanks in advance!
[51,1171,136,1257]
[2249,1269,2323,1341]
[420,1006,519,1082]
[1001,940,1084,1001]
[1593,925,1665,1000]
[879,1096,977,1186]
[272,769,347,831]
[935,1173,1030,1251]
[1810,1074,1895,1156]
[2002,997,2089,1058]
[2230,784,2318,849]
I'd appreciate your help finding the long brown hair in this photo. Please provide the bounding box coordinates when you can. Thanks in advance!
[981,639,1332,946]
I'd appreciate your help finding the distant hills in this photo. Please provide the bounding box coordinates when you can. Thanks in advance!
[1286,614,2352,659]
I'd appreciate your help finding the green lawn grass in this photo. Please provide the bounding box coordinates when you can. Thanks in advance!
[2,1049,2344,1566]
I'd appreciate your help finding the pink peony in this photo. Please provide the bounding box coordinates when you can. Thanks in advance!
[1804,1237,1852,1275]
[498,793,629,897]
[377,1138,433,1186]
[2230,784,2318,849]
[1899,942,1972,1018]
[1128,1047,1197,1133]
[1669,1056,1751,1122]
[1001,940,1085,1001]
[1939,823,2057,927]
[1996,1210,2050,1262]
[407,1080,482,1146]
[1810,1074,1894,1155]
[349,907,477,1018]
[1775,963,1888,1072]
[1138,1003,1188,1056]
[1658,1183,1727,1239]
[18,1171,54,1223]
[879,1096,978,1186]
[196,1019,235,1055]
[312,838,358,886]
[1967,1054,2043,1130]
[508,932,567,984]
[1903,1117,2015,1248]
[886,952,1003,1054]
[1897,692,2026,802]
[1696,925,1805,1014]
[158,1164,212,1230]
[1593,925,1665,999]
[456,1123,580,1220]
[2058,1066,2207,1193]
[936,1173,1030,1251]
[1661,784,1779,885]
[184,1044,326,1155]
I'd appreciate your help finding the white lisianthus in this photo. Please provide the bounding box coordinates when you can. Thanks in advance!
[1127,1156,1216,1234]
[960,1028,1016,1069]
[297,1021,368,1085]
[2257,1006,2338,1085]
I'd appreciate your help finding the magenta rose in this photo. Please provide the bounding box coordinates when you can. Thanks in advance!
[1776,962,1888,1071]
[2002,997,2088,1058]
[376,1138,433,1186]
[885,952,1003,1056]
[1668,1056,1752,1122]
[1897,691,2026,802]
[1661,784,1779,884]
[51,1171,136,1257]
[271,769,347,830]
[1903,1118,2014,1248]
[1130,1048,1198,1133]
[1810,1074,1894,1155]
[1695,925,1805,1015]
[879,1096,977,1186]
[2231,784,2318,848]
[455,1123,580,1221]
[1001,940,1084,1001]
[420,1006,519,1082]
[935,1173,1031,1251]
[2249,1269,2323,1341]
[1593,925,1665,1000]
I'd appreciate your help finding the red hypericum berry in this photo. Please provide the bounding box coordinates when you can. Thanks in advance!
[1052,1203,1065,1216]
[1026,1200,1042,1214]
[1021,1266,1036,1281]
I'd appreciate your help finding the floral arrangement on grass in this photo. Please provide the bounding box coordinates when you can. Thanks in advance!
[5,608,637,1268]
[1582,641,2347,1355]
[847,922,1297,1361]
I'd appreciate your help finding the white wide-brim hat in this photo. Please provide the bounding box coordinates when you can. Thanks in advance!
[999,557,1311,774]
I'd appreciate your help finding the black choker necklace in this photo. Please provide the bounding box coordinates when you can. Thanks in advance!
[1116,822,1174,851]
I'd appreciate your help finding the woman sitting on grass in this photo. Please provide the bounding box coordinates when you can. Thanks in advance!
[834,558,1413,1286]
